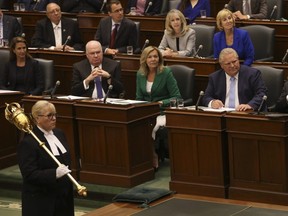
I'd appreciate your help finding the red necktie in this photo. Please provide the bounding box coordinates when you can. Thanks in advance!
[110,24,119,49]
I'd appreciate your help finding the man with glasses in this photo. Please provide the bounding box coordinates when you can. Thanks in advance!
[202,48,267,111]
[95,0,139,55]
[31,2,84,51]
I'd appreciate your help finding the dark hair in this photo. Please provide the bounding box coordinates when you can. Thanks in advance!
[178,0,190,13]
[9,37,32,61]
[106,0,121,12]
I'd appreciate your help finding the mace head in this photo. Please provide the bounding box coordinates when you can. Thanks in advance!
[5,102,32,133]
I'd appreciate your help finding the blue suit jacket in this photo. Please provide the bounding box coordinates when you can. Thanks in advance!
[125,0,163,15]
[202,65,267,111]
[95,16,139,53]
[179,0,210,24]
[213,28,255,66]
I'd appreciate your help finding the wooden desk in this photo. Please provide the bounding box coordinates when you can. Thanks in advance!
[226,112,288,205]
[74,101,159,187]
[195,17,288,62]
[21,96,80,178]
[0,91,24,169]
[166,109,229,198]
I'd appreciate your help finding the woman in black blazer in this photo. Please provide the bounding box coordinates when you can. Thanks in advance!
[0,36,44,95]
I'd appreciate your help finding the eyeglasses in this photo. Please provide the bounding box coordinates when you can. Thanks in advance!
[38,113,57,120]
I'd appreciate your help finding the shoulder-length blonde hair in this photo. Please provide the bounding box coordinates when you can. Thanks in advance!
[165,9,189,37]
[216,9,235,31]
[139,46,164,76]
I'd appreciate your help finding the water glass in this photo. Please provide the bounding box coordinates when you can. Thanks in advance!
[177,99,184,109]
[130,7,136,15]
[170,98,177,109]
[200,10,206,18]
[127,46,133,55]
[2,39,9,48]
[13,3,20,11]
[19,3,25,11]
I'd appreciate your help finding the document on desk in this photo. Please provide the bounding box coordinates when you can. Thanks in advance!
[186,106,235,112]
[56,95,90,100]
[107,99,148,105]
[0,90,22,93]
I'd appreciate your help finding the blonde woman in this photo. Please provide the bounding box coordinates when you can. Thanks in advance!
[136,46,181,170]
[213,9,254,66]
[158,9,196,57]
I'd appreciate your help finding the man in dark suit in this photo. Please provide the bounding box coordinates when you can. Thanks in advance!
[71,40,124,98]
[202,48,267,111]
[95,0,139,55]
[31,2,84,51]
[274,81,288,113]
[0,9,22,43]
[58,0,102,13]
[227,0,268,19]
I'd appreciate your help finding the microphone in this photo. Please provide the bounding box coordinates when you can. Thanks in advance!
[281,49,288,64]
[257,95,267,114]
[269,5,277,20]
[224,4,228,9]
[286,95,288,103]
[195,91,204,111]
[141,39,149,53]
[62,35,71,51]
[104,85,113,104]
[21,33,25,38]
[100,0,107,13]
[192,44,203,58]
[33,0,41,11]
[145,1,153,14]
[50,80,60,99]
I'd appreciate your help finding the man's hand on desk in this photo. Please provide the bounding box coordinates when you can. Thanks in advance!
[105,48,119,55]
[211,100,224,109]
[233,11,249,20]
[53,45,75,51]
[236,104,252,111]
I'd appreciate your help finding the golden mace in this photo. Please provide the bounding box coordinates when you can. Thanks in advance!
[5,102,87,197]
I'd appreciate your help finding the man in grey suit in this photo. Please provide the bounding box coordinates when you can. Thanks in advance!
[227,0,268,20]
[0,9,22,43]
[202,48,267,112]
[95,0,139,55]
[31,3,84,51]
[71,40,124,98]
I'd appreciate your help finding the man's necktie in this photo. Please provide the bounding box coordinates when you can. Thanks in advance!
[243,0,251,15]
[94,76,103,99]
[110,24,119,49]
[229,77,236,108]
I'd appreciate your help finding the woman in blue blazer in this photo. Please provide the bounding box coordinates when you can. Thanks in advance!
[213,9,255,66]
[178,0,210,24]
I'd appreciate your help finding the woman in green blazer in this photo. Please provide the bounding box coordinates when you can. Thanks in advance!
[136,46,181,170]
[136,46,181,107]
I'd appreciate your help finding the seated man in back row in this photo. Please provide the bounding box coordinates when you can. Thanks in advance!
[95,0,139,55]
[31,3,84,51]
[202,48,267,112]
[71,40,124,99]
[227,0,267,20]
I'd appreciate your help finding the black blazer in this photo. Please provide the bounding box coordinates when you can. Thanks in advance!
[71,57,124,98]
[3,14,22,42]
[95,16,139,53]
[31,17,84,50]
[0,58,44,95]
[18,126,74,216]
